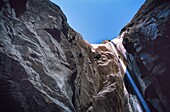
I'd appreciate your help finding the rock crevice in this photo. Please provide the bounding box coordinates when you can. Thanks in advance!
[0,0,127,112]
[0,0,169,112]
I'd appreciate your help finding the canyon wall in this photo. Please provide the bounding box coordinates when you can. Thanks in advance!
[0,0,169,112]
[118,0,170,111]
[0,0,127,112]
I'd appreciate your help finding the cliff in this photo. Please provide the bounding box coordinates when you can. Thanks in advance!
[0,0,169,112]
[115,0,170,111]
[0,0,127,112]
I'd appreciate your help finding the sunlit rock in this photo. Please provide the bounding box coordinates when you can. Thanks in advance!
[0,0,127,112]
[0,0,169,111]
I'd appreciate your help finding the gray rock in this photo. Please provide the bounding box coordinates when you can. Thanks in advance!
[0,0,126,112]
[119,0,170,111]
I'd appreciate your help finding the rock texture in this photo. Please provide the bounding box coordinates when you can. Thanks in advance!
[0,0,127,112]
[1,0,169,111]
[116,0,170,111]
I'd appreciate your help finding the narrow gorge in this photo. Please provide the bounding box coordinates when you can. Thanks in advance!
[0,0,169,112]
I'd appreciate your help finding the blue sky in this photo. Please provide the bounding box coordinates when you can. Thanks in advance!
[50,0,145,43]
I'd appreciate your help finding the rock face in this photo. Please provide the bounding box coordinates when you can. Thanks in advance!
[118,0,170,111]
[1,0,169,112]
[0,0,127,112]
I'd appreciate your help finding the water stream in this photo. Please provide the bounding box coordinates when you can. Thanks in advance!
[109,41,150,112]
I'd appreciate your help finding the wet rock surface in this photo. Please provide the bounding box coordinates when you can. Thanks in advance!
[119,0,170,111]
[0,0,126,112]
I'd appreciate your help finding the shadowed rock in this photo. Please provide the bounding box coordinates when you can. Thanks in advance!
[120,0,170,111]
[9,0,27,17]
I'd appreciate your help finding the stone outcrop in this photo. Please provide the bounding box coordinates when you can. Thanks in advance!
[0,0,127,112]
[116,0,170,111]
[1,0,169,111]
